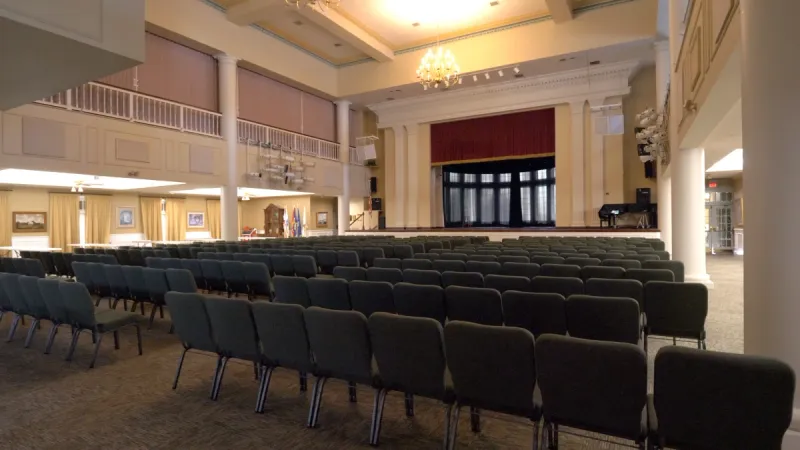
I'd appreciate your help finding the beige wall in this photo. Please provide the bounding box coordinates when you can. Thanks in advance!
[554,104,572,227]
[622,66,658,203]
[311,196,338,230]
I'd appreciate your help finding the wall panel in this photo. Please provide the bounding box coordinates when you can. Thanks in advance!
[238,68,302,135]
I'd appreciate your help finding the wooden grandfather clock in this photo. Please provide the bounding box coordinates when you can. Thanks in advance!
[264,204,285,237]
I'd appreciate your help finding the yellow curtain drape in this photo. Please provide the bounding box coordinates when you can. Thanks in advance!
[84,195,112,245]
[0,192,10,256]
[206,199,220,239]
[238,202,243,231]
[140,197,163,241]
[165,198,186,241]
[49,193,80,252]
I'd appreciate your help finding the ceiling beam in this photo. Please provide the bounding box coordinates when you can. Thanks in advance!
[294,7,395,62]
[226,0,283,26]
[545,0,574,23]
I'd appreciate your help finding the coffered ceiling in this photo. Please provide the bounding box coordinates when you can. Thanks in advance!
[206,0,638,65]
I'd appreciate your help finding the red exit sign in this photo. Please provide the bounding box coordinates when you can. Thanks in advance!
[708,182,718,188]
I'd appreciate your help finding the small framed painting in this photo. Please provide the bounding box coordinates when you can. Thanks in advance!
[316,211,328,227]
[188,212,205,228]
[117,207,135,228]
[12,212,47,233]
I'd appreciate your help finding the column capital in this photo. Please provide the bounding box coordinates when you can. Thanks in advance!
[569,99,586,114]
[654,40,670,52]
[334,99,352,109]
[215,54,240,64]
[403,122,420,135]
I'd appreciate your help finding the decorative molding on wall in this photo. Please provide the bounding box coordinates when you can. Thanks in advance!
[371,60,638,127]
[11,235,50,249]
[110,233,144,245]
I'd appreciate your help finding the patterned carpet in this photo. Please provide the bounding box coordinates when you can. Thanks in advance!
[0,255,742,450]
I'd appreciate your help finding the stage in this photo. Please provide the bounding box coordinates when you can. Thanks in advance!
[344,227,660,241]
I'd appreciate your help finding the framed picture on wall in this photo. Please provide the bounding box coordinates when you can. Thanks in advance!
[188,212,205,228]
[117,207,135,228]
[12,212,47,233]
[316,212,328,227]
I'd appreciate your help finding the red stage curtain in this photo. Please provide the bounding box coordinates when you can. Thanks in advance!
[431,108,555,165]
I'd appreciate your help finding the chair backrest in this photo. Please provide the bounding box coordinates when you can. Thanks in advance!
[307,277,351,311]
[180,259,206,288]
[12,258,27,273]
[566,295,641,344]
[533,256,566,265]
[467,254,498,263]
[304,307,373,383]
[143,268,170,303]
[498,255,530,265]
[500,262,540,278]
[601,259,642,270]
[392,245,414,260]
[402,268,442,287]
[585,278,644,310]
[364,267,402,285]
[337,250,360,267]
[536,335,647,440]
[580,265,626,281]
[164,292,218,353]
[348,280,396,317]
[423,241,444,252]
[644,281,708,339]
[433,260,467,273]
[333,266,367,282]
[273,275,310,307]
[539,264,582,278]
[71,261,94,290]
[445,286,503,325]
[373,258,402,270]
[0,273,30,315]
[596,253,626,261]
[37,278,68,323]
[270,254,295,276]
[121,265,149,299]
[501,291,567,337]
[362,247,385,268]
[18,275,51,319]
[642,260,684,282]
[484,274,530,293]
[205,296,260,361]
[393,282,446,325]
[444,321,537,418]
[653,346,795,450]
[199,259,225,291]
[438,253,468,262]
[369,313,447,399]
[251,301,313,372]
[165,268,198,293]
[24,259,47,278]
[441,271,484,289]
[220,259,247,285]
[624,254,660,263]
[291,255,317,278]
[401,258,433,271]
[58,281,96,328]
[529,276,584,298]
[243,262,272,298]
[625,268,675,284]
[564,257,601,268]
[465,261,502,276]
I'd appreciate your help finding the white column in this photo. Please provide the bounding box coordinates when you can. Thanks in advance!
[741,0,800,443]
[431,167,444,227]
[336,100,351,235]
[216,54,240,241]
[570,100,586,227]
[392,125,406,228]
[654,40,672,253]
[588,98,605,227]
[671,147,711,286]
[405,123,419,228]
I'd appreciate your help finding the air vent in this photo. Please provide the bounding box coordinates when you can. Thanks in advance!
[386,97,395,101]
[293,20,303,26]
[334,43,342,47]
[514,73,524,79]
[590,60,601,65]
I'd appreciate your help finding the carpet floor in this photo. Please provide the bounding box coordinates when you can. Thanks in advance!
[0,255,742,449]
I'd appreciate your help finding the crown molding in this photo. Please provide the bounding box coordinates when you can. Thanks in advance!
[371,60,639,127]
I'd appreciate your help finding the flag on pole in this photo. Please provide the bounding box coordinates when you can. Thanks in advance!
[283,206,289,238]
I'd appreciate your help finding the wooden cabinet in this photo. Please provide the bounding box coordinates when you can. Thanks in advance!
[264,204,284,238]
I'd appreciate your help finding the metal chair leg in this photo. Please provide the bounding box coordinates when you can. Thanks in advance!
[308,377,328,428]
[89,331,105,368]
[172,347,189,390]
[307,377,322,427]
[113,330,120,349]
[24,318,40,348]
[148,304,158,329]
[7,314,21,342]
[405,393,415,417]
[443,404,453,450]
[348,381,358,403]
[135,324,142,355]
[532,421,540,450]
[209,356,223,399]
[44,323,59,354]
[369,388,388,446]
[470,407,481,433]
[299,372,308,392]
[255,366,274,413]
[447,405,461,450]
[253,362,259,380]
[211,356,229,401]
[159,305,164,318]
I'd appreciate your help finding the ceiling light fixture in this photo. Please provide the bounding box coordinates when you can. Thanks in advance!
[513,67,520,74]
[473,74,478,82]
[498,70,504,77]
[485,73,490,80]
[285,0,340,11]
[416,28,460,90]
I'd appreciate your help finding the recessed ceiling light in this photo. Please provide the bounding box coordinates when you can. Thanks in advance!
[473,75,478,82]
[458,78,463,85]
[498,70,504,77]
[293,20,303,26]
[412,22,420,27]
[513,67,520,74]
[485,73,490,80]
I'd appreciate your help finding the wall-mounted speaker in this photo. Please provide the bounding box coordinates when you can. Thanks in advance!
[361,143,377,160]
[371,197,382,211]
[636,188,651,205]
[369,177,377,193]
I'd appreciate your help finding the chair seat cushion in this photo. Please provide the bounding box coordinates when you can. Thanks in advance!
[94,310,140,332]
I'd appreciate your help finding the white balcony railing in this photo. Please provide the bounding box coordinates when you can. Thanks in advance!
[348,146,365,165]
[36,82,341,162]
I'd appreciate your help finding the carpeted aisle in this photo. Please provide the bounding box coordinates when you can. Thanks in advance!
[0,255,742,449]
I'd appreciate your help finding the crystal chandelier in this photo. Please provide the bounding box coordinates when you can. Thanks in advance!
[416,45,461,90]
[635,107,669,164]
[285,0,340,11]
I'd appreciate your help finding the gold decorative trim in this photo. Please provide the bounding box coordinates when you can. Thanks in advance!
[432,152,555,167]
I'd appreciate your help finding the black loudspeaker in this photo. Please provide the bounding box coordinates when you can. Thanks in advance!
[369,177,377,194]
[378,215,386,229]
[371,197,383,211]
[636,188,651,205]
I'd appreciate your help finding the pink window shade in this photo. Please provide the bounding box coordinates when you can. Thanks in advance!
[301,92,335,142]
[238,68,302,135]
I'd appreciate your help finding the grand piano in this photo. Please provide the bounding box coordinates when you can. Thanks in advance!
[599,203,657,229]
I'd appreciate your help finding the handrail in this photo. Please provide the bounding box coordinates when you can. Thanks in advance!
[350,212,364,227]
[35,82,342,162]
